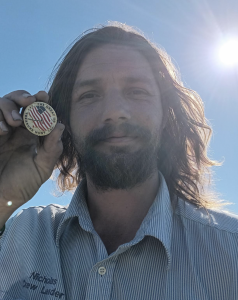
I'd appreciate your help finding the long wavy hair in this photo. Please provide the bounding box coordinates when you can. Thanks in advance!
[48,22,232,213]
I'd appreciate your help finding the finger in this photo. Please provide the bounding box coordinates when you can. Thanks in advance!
[35,123,65,171]
[0,109,9,135]
[3,90,36,107]
[33,91,49,103]
[0,97,25,127]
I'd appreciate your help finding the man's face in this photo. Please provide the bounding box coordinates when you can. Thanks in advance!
[70,44,164,191]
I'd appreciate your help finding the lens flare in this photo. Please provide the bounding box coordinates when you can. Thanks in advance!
[219,39,238,66]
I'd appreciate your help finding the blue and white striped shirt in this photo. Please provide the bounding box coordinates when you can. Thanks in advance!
[0,172,238,299]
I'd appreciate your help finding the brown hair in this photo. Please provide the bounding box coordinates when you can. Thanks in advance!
[48,22,232,213]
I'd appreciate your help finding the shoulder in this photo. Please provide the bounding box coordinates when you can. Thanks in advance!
[175,197,238,234]
[11,202,67,220]
[4,203,68,237]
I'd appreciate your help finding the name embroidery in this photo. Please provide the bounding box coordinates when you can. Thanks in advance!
[22,271,65,299]
[30,272,57,285]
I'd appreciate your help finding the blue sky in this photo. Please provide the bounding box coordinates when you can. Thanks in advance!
[1,0,238,217]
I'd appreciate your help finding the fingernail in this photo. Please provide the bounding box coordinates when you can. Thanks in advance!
[0,121,8,132]
[11,110,23,121]
[22,93,32,98]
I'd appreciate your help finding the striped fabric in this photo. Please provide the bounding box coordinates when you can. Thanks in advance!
[0,172,238,299]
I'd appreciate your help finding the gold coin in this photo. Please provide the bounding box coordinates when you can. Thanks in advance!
[23,102,57,136]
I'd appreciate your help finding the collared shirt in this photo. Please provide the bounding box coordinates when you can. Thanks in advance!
[0,172,238,300]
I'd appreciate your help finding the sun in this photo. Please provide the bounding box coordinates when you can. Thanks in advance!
[218,39,238,66]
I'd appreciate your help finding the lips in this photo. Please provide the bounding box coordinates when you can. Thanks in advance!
[103,132,130,139]
[106,135,127,139]
[102,135,136,144]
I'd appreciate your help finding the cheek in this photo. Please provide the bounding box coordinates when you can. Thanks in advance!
[142,107,163,131]
[69,105,98,137]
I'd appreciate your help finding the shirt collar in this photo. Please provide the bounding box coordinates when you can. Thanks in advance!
[56,171,173,270]
[138,172,173,270]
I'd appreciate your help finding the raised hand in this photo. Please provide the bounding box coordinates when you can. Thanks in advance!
[0,90,65,226]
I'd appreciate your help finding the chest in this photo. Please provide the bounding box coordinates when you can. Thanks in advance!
[93,220,141,255]
[99,232,136,255]
[1,217,237,300]
[1,236,237,300]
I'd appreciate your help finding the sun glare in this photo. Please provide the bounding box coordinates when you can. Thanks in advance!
[219,39,238,66]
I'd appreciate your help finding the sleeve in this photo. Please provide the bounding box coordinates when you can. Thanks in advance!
[0,214,19,242]
[0,224,5,236]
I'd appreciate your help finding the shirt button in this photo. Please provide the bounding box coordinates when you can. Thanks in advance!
[98,266,106,275]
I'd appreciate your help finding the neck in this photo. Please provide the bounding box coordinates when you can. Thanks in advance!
[85,171,160,252]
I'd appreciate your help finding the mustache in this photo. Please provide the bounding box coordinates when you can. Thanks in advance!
[84,123,151,146]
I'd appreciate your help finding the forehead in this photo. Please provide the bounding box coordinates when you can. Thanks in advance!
[76,44,155,79]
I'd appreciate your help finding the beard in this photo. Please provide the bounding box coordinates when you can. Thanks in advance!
[72,122,162,192]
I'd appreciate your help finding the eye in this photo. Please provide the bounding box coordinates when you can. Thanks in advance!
[80,92,101,100]
[127,89,149,98]
[132,90,146,95]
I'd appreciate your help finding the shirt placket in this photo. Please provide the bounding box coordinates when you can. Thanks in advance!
[85,258,117,300]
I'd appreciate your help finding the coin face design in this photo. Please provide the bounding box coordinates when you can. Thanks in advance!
[23,102,57,136]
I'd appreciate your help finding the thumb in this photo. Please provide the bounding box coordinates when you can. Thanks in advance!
[34,123,65,175]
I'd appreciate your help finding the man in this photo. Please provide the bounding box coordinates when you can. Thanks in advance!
[0,23,237,299]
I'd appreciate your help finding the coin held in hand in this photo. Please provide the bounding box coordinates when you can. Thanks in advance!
[23,102,57,136]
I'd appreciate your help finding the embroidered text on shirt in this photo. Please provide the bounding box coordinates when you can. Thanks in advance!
[30,271,58,285]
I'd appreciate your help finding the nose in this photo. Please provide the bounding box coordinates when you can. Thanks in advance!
[101,89,131,123]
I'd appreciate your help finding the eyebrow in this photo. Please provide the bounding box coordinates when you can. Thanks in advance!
[74,75,153,91]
